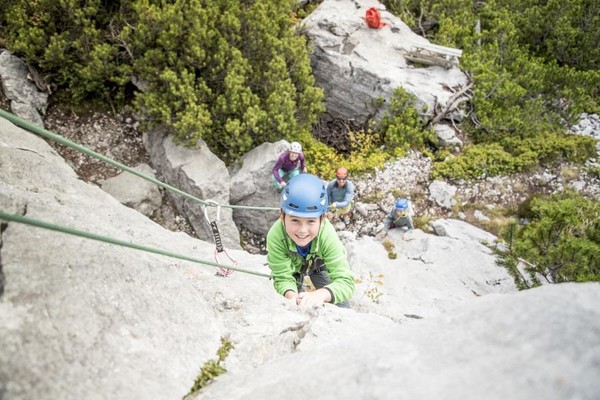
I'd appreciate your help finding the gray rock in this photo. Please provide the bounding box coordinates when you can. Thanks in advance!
[229,141,284,236]
[301,0,469,124]
[0,50,48,127]
[2,116,599,400]
[143,127,241,249]
[196,283,600,400]
[434,123,463,147]
[101,163,162,217]
[428,180,457,209]
[0,117,224,399]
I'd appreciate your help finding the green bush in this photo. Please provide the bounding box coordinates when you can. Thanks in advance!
[188,337,234,396]
[497,192,600,288]
[123,0,325,163]
[500,133,596,165]
[378,87,436,156]
[3,0,324,164]
[303,129,389,179]
[4,0,131,102]
[432,132,596,180]
[432,142,523,180]
[383,0,600,175]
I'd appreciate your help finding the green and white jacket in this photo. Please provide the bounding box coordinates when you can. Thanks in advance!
[266,218,355,304]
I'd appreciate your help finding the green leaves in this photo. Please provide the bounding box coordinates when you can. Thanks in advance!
[188,337,234,395]
[382,0,600,179]
[379,88,435,156]
[432,132,596,180]
[498,193,600,287]
[3,0,323,163]
[518,194,600,283]
[126,0,324,163]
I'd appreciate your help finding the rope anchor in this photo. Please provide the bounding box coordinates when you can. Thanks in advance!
[203,201,236,277]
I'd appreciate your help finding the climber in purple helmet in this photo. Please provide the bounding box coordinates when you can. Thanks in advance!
[272,141,307,191]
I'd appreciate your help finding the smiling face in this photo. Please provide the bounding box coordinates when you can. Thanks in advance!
[288,151,299,161]
[281,213,321,248]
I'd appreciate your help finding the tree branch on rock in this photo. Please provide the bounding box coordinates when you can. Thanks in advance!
[425,75,473,129]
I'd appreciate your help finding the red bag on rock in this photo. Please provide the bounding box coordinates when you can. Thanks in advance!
[365,7,386,29]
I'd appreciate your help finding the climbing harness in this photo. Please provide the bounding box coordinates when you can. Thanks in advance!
[203,201,236,277]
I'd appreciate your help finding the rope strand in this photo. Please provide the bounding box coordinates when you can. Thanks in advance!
[0,211,272,279]
[0,109,279,212]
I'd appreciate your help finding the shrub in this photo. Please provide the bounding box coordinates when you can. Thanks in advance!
[378,87,436,156]
[432,142,521,180]
[188,337,234,396]
[432,132,596,180]
[497,192,600,287]
[4,0,132,102]
[303,129,389,180]
[382,0,600,182]
[3,0,324,164]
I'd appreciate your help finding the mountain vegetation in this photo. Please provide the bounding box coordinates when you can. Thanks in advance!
[1,0,324,163]
[382,0,599,288]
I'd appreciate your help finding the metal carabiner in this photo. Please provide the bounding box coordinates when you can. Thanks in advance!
[214,247,237,277]
[203,200,234,277]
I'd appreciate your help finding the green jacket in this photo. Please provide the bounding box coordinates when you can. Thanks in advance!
[266,218,355,304]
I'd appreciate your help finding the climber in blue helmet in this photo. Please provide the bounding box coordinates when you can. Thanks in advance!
[266,173,355,308]
[384,197,415,233]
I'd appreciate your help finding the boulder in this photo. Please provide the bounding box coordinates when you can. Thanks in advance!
[300,0,469,124]
[0,50,48,127]
[229,141,286,237]
[143,126,241,249]
[101,163,162,217]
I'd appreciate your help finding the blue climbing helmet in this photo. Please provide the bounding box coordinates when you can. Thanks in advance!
[395,198,409,211]
[281,174,328,218]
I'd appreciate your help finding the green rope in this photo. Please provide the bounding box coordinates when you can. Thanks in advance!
[0,211,272,279]
[0,108,279,212]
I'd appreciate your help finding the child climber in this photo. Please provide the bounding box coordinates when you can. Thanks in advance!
[266,174,355,308]
[384,198,415,233]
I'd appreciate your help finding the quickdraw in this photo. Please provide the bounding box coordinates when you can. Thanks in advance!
[203,201,237,277]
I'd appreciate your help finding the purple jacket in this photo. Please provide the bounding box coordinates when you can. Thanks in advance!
[272,152,306,183]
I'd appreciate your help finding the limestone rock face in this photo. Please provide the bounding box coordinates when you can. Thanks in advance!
[101,163,162,217]
[229,140,286,237]
[196,283,600,400]
[143,127,241,249]
[2,116,599,400]
[0,50,48,127]
[0,117,224,399]
[301,0,469,124]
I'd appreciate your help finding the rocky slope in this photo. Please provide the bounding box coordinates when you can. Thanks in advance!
[3,116,599,400]
[33,98,600,252]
